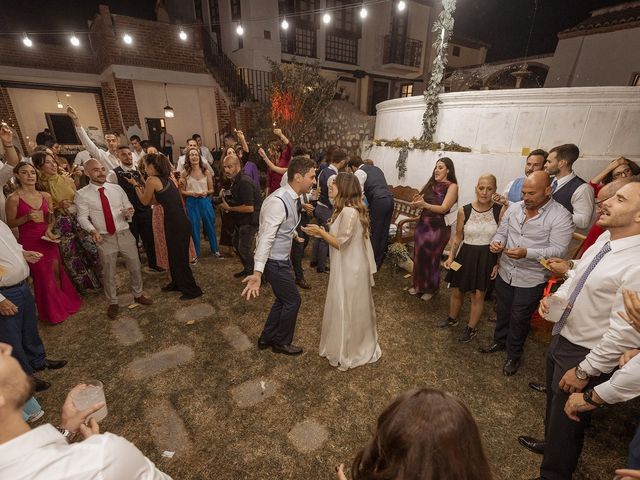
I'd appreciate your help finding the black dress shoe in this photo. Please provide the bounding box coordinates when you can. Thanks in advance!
[272,344,304,355]
[518,435,545,455]
[295,279,312,289]
[479,342,506,354]
[162,283,179,292]
[32,375,51,392]
[257,340,272,350]
[233,270,251,278]
[34,358,67,371]
[529,382,547,394]
[503,358,521,376]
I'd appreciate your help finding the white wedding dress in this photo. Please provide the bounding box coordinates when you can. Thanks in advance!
[319,207,382,371]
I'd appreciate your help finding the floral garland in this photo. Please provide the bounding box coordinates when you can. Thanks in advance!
[372,138,471,152]
[396,146,409,180]
[421,0,456,142]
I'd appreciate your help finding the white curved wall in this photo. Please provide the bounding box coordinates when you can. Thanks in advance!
[374,86,640,158]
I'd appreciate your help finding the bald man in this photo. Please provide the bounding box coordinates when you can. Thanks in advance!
[220,155,262,277]
[480,171,575,376]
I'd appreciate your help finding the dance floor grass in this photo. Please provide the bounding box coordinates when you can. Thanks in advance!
[35,248,635,479]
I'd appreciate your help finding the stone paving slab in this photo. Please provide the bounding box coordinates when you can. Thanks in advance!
[174,303,215,323]
[126,345,195,379]
[230,378,278,408]
[110,316,144,346]
[221,325,253,352]
[145,399,192,455]
[288,419,329,453]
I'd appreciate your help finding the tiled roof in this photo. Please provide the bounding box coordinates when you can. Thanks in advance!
[560,4,640,38]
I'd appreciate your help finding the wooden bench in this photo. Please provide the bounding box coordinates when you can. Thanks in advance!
[389,185,421,244]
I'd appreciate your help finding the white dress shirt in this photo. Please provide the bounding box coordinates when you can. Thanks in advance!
[73,150,92,171]
[594,352,640,404]
[176,155,214,175]
[0,424,171,480]
[253,183,299,273]
[75,126,120,171]
[554,172,595,229]
[75,182,133,234]
[0,161,14,223]
[0,220,30,302]
[552,231,640,376]
[354,167,367,191]
[131,148,145,164]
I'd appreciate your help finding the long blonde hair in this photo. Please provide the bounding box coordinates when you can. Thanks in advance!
[330,172,370,237]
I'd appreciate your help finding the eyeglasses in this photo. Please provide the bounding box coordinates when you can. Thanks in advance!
[613,167,632,179]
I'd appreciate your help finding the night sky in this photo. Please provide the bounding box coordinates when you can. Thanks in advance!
[2,0,637,61]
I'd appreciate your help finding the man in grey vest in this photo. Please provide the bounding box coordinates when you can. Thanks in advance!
[242,156,317,355]
[544,143,595,230]
[347,158,393,269]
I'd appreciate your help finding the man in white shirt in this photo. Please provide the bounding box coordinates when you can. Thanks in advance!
[544,143,595,230]
[176,138,214,175]
[75,159,153,319]
[518,179,640,479]
[192,133,214,165]
[0,221,66,392]
[0,342,172,479]
[129,135,145,164]
[242,156,317,355]
[1,124,21,223]
[67,106,120,171]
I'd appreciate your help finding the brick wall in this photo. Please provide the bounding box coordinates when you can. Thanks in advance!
[0,37,98,74]
[216,87,231,133]
[0,87,27,153]
[93,93,109,132]
[100,82,124,134]
[113,78,141,129]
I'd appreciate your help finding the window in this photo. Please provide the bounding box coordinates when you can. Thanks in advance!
[264,30,271,40]
[209,0,220,30]
[193,0,203,21]
[631,73,640,86]
[230,0,241,22]
[294,27,316,57]
[452,45,461,57]
[238,37,243,50]
[326,35,357,64]
[280,0,319,57]
[328,0,361,36]
[400,84,413,97]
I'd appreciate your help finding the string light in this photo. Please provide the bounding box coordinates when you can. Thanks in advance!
[360,5,368,19]
[281,18,289,30]
[179,29,187,41]
[122,33,133,45]
[22,33,33,47]
[397,1,406,11]
[236,24,244,36]
[70,34,80,47]
[322,12,331,24]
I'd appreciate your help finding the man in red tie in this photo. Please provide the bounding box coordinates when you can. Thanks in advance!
[75,159,152,318]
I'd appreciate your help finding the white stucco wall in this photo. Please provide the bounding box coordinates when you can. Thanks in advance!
[374,86,640,158]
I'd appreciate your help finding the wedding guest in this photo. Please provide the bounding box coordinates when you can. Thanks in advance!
[443,174,502,342]
[241,156,317,355]
[129,135,145,163]
[0,343,172,479]
[67,107,120,171]
[235,130,260,188]
[0,223,67,392]
[177,139,214,175]
[31,151,101,291]
[335,389,493,480]
[481,171,574,376]
[138,153,202,300]
[409,158,459,301]
[5,163,82,325]
[160,126,175,163]
[192,133,214,165]
[302,172,381,371]
[544,143,595,230]
[1,123,23,223]
[264,128,292,196]
[179,148,221,259]
[75,160,153,318]
[495,149,547,204]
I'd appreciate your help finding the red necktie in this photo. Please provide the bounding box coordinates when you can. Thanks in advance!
[98,187,116,235]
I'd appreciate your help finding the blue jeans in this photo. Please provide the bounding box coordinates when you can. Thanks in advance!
[22,396,43,421]
[186,196,218,257]
[0,281,46,375]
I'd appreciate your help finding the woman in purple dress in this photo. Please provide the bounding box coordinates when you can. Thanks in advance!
[409,157,458,301]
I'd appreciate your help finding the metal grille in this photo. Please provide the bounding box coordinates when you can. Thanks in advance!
[326,35,357,64]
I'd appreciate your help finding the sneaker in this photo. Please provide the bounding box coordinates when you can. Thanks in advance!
[408,287,420,296]
[214,252,224,259]
[436,316,458,328]
[190,257,198,265]
[457,326,478,343]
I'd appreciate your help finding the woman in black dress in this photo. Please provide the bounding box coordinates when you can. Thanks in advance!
[133,152,203,300]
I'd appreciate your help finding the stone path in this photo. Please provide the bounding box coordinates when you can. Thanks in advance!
[287,419,329,453]
[174,303,215,323]
[145,399,192,455]
[110,316,144,346]
[221,325,253,352]
[126,345,194,379]
[231,378,279,407]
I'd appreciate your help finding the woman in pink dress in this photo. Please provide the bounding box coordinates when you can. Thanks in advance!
[5,162,82,324]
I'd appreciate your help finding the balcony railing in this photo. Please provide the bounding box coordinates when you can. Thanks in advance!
[382,35,423,68]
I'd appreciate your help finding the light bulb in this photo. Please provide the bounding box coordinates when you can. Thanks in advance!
[397,1,406,11]
[123,33,133,45]
[23,35,33,47]
[236,24,244,36]
[179,30,187,41]
[70,35,80,47]
[57,101,64,109]
[281,19,289,30]
[322,13,331,24]
[360,6,368,19]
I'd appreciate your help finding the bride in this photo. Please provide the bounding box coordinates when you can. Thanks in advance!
[302,172,382,371]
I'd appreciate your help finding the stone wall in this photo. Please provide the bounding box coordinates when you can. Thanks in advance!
[315,100,375,156]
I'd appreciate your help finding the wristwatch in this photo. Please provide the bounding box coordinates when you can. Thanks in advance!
[575,365,590,380]
[583,389,605,408]
[56,425,77,443]
[567,260,575,270]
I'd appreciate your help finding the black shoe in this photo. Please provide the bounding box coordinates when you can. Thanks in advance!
[148,266,165,273]
[310,261,318,268]
[518,435,545,455]
[34,358,67,371]
[479,342,506,354]
[503,358,521,376]
[162,283,179,292]
[272,344,304,355]
[233,270,251,278]
[257,339,272,350]
[457,326,478,343]
[436,316,458,328]
[295,279,312,289]
[32,375,51,392]
[529,382,547,394]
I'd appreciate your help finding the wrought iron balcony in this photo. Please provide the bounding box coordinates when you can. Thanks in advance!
[382,35,423,69]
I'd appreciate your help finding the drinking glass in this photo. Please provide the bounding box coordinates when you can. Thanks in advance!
[544,295,568,324]
[72,380,107,422]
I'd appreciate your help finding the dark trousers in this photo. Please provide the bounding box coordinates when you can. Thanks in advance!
[493,275,545,360]
[369,196,394,269]
[291,228,310,281]
[260,259,301,346]
[232,223,257,273]
[630,424,640,468]
[541,335,611,479]
[311,204,332,271]
[130,210,157,269]
[0,282,46,375]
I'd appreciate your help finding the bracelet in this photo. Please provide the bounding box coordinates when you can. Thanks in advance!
[56,425,78,443]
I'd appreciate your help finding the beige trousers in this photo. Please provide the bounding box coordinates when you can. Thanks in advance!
[96,229,143,305]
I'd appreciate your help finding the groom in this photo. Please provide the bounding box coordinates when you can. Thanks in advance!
[242,156,317,355]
